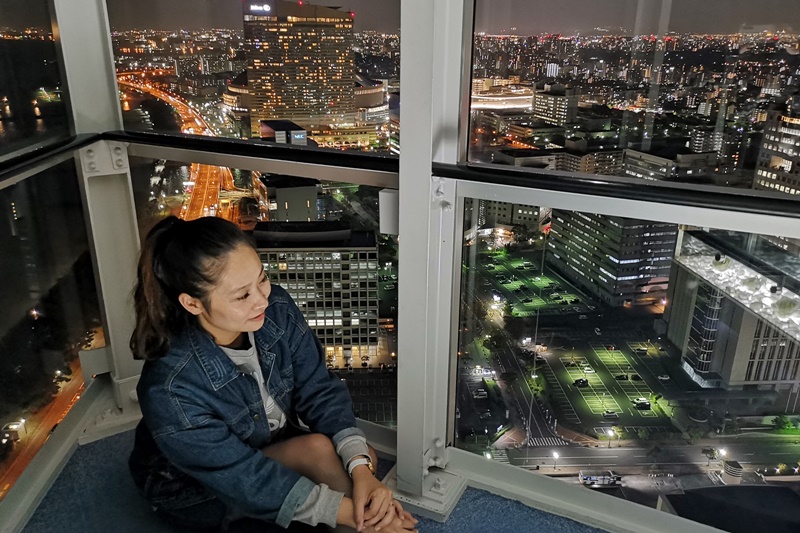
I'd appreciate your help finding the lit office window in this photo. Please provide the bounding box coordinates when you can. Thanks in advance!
[128,156,400,427]
[0,161,102,500]
[469,0,800,201]
[106,0,400,155]
[0,0,71,162]
[455,196,800,528]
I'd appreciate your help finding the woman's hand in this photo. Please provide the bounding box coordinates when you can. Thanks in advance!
[363,501,418,533]
[351,466,393,530]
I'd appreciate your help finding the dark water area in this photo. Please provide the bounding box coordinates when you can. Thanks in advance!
[0,159,100,419]
[0,39,70,157]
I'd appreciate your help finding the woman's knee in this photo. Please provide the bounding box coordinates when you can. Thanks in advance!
[297,433,340,467]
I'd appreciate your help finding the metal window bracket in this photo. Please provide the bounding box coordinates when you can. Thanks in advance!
[382,464,467,522]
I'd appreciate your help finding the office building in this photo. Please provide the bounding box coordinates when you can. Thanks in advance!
[254,221,380,369]
[243,1,356,134]
[624,147,717,181]
[547,211,677,307]
[531,84,579,126]
[664,231,800,390]
[754,97,800,196]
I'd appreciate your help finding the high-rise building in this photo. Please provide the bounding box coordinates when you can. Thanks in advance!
[754,97,800,197]
[243,1,356,135]
[254,221,380,369]
[546,212,677,307]
[531,84,578,126]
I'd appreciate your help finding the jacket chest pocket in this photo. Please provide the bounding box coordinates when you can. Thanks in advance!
[228,408,258,442]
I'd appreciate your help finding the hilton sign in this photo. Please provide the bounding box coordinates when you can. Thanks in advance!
[250,4,272,12]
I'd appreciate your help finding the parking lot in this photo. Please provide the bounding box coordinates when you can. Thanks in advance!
[539,340,673,431]
[480,252,592,317]
[590,344,659,418]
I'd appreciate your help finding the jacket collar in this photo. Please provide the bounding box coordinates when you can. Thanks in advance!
[185,316,285,391]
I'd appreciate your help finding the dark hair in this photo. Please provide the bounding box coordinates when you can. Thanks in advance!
[130,216,255,361]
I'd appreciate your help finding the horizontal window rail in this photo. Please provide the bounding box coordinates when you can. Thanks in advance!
[0,134,100,189]
[103,131,400,189]
[435,162,800,222]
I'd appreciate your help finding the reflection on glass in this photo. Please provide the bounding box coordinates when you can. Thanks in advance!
[128,156,399,426]
[107,0,400,154]
[470,0,800,199]
[0,0,71,161]
[456,197,800,528]
[0,161,102,501]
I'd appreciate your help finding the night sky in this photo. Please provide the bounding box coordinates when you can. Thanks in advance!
[2,0,800,35]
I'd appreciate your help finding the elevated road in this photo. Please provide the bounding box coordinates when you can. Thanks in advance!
[118,77,241,222]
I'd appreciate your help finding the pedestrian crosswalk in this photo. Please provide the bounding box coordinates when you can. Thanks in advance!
[491,449,510,463]
[527,436,570,447]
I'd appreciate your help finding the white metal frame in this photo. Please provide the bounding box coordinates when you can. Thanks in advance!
[393,0,474,516]
[51,0,123,134]
[4,0,800,531]
[437,175,800,532]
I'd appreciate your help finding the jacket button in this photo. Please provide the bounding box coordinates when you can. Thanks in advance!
[253,414,261,421]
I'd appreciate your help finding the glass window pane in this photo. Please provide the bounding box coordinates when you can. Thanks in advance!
[0,1,72,162]
[0,161,102,500]
[106,0,400,155]
[455,196,800,529]
[470,0,800,200]
[128,155,398,426]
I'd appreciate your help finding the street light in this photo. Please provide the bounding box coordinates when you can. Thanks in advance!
[606,429,614,448]
[720,448,727,460]
[552,451,559,470]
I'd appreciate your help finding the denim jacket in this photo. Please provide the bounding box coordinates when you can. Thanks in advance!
[132,285,363,528]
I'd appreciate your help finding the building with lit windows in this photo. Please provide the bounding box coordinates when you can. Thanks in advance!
[547,212,677,307]
[664,231,800,391]
[242,1,356,134]
[623,147,717,182]
[531,84,579,126]
[254,222,379,369]
[754,97,800,197]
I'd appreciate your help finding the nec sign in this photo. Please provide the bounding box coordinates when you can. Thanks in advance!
[250,4,272,12]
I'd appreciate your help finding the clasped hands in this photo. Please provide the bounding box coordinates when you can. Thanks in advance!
[352,467,418,533]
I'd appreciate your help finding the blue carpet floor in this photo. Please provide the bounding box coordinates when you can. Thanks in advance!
[23,430,606,533]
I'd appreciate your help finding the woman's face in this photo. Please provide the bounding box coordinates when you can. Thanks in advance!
[192,244,271,347]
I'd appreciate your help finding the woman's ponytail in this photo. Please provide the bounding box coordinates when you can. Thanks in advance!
[130,216,254,360]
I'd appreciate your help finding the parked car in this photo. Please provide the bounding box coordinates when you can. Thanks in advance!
[472,389,488,399]
[631,374,642,381]
[578,315,588,320]
[606,345,616,351]
[385,284,396,290]
[602,410,619,419]
[615,374,628,381]
[594,327,601,335]
[632,397,651,409]
[573,378,589,387]
[657,374,670,381]
[583,366,596,374]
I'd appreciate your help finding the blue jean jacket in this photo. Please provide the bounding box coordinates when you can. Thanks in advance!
[131,285,363,528]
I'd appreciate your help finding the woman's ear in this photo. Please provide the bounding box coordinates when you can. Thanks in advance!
[178,293,206,316]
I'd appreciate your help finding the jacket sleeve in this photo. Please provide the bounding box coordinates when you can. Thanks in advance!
[146,389,316,528]
[281,295,365,446]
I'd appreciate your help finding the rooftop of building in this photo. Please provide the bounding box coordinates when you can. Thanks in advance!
[259,174,320,189]
[252,221,377,249]
[249,1,353,21]
[355,72,382,88]
[260,120,307,132]
[687,229,800,295]
[663,484,800,533]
